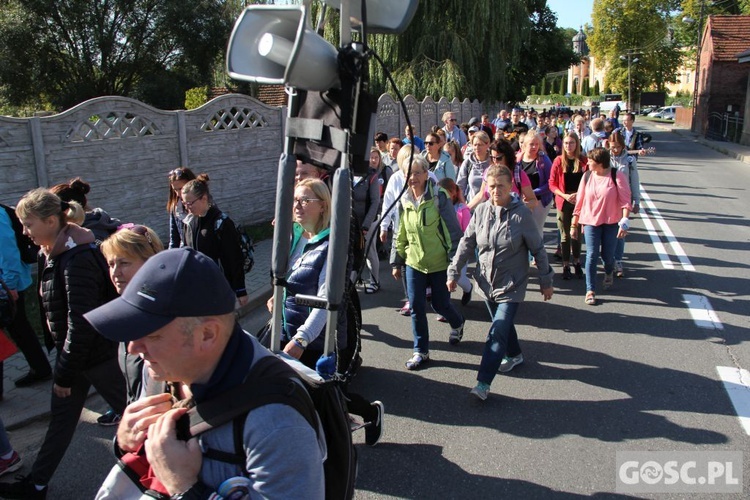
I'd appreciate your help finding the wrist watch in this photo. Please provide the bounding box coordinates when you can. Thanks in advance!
[292,336,308,349]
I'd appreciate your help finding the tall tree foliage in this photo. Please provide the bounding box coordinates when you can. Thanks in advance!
[589,0,684,98]
[366,0,577,102]
[0,0,233,110]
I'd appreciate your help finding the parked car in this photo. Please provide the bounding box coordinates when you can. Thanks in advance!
[648,105,682,120]
[640,106,658,115]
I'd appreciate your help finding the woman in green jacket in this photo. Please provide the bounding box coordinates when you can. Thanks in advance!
[391,155,464,370]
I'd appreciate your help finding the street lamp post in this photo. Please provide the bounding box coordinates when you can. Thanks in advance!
[620,52,640,112]
[683,0,706,132]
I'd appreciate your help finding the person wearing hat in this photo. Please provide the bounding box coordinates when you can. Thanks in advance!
[85,248,325,499]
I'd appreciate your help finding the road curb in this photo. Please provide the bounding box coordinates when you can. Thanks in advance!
[657,124,750,165]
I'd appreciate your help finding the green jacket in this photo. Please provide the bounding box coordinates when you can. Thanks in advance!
[391,180,463,274]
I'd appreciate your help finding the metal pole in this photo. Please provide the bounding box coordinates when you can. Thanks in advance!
[691,0,706,133]
[628,54,632,113]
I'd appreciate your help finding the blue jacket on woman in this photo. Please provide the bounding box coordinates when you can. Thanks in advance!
[0,209,32,292]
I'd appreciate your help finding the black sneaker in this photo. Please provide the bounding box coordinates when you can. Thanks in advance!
[97,409,122,427]
[365,401,384,446]
[562,266,572,280]
[574,263,584,279]
[461,286,472,306]
[14,370,52,388]
[449,321,465,345]
[0,476,48,499]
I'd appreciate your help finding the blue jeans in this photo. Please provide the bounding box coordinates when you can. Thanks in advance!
[583,224,618,293]
[614,237,626,262]
[405,266,463,354]
[477,301,521,386]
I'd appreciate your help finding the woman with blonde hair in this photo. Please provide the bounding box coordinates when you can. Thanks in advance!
[391,155,464,370]
[549,131,588,280]
[517,129,553,236]
[101,224,164,404]
[0,189,125,498]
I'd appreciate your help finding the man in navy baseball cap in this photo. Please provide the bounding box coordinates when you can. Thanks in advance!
[85,247,236,342]
[85,247,326,498]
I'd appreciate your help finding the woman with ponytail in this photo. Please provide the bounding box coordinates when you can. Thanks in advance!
[181,174,248,306]
[0,189,125,498]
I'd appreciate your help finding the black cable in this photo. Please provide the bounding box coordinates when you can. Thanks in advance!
[352,47,415,284]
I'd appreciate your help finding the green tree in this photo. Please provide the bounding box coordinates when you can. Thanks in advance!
[593,80,600,96]
[559,76,567,95]
[540,76,547,95]
[0,0,233,110]
[589,0,684,100]
[367,0,577,102]
[582,78,590,96]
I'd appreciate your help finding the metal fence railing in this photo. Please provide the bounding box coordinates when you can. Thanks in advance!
[706,112,744,143]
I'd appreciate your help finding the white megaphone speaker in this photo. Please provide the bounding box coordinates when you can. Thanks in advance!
[226,5,341,91]
[323,0,419,34]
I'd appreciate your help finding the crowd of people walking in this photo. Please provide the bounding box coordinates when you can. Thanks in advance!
[0,104,647,498]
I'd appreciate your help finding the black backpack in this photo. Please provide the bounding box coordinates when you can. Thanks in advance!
[182,355,357,500]
[215,213,255,274]
[1,203,40,264]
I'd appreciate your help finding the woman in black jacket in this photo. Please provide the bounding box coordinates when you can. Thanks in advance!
[181,174,248,306]
[0,189,125,499]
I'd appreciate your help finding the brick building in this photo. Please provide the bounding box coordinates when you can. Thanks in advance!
[693,15,750,136]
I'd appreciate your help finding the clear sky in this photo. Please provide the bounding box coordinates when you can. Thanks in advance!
[547,0,594,30]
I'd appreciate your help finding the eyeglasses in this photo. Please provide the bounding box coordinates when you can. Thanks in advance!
[448,118,457,122]
[424,141,437,146]
[490,155,503,162]
[117,223,158,253]
[183,196,203,208]
[294,197,321,207]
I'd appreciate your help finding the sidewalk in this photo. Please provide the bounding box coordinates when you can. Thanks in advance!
[0,239,273,431]
[655,122,750,165]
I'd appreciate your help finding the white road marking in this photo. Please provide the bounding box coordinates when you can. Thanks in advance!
[639,187,695,271]
[637,195,675,269]
[682,294,724,330]
[716,366,750,436]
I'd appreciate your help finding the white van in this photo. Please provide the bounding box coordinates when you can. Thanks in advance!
[598,100,626,115]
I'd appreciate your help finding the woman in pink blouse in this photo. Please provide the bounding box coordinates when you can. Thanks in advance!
[570,148,632,305]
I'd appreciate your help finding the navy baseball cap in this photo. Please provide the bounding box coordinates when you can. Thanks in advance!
[85,248,236,342]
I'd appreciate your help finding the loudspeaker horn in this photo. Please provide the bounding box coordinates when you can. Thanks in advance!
[227,5,341,91]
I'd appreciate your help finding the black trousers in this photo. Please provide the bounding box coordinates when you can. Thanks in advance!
[30,355,126,485]
[4,290,52,376]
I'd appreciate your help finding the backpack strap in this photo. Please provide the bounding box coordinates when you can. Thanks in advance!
[513,165,522,192]
[187,356,317,436]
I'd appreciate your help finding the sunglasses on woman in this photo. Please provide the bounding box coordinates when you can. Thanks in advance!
[117,223,158,253]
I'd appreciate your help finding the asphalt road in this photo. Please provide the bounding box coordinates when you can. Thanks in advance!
[3,122,748,498]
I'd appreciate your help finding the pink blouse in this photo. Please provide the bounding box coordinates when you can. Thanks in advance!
[573,170,632,226]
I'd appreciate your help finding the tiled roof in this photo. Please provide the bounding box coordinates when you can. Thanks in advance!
[705,15,750,62]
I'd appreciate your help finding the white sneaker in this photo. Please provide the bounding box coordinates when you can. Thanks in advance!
[498,354,524,373]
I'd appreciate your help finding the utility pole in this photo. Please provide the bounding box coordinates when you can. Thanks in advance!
[620,51,640,112]
[691,0,706,132]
